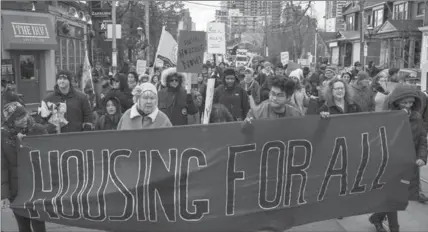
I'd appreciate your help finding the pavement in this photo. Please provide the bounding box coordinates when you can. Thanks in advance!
[2,166,428,232]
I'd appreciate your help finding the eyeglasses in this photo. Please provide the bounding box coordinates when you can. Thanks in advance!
[269,91,286,98]
[169,79,179,83]
[333,87,345,91]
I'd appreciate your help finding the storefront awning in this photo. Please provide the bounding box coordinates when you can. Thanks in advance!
[2,13,57,50]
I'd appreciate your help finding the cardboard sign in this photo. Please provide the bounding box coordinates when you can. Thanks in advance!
[281,52,289,65]
[136,60,147,75]
[177,30,206,73]
[207,22,226,54]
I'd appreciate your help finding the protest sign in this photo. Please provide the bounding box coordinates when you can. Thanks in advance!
[177,31,206,73]
[207,22,226,54]
[13,111,414,232]
[136,60,147,75]
[281,51,289,65]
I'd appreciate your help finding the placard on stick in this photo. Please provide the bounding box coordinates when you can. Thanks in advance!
[177,30,206,73]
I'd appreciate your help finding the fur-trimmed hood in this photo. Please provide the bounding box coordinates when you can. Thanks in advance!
[160,67,187,88]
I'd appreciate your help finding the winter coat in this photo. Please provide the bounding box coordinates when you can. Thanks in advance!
[117,104,172,130]
[383,85,428,164]
[104,88,133,113]
[158,67,198,126]
[214,74,250,121]
[318,99,362,115]
[95,96,122,130]
[350,83,376,112]
[1,123,47,201]
[246,100,302,120]
[240,80,261,104]
[42,86,92,133]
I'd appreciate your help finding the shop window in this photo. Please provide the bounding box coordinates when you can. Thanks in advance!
[1,59,15,90]
[55,36,85,76]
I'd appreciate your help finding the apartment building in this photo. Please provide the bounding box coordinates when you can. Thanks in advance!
[325,0,352,32]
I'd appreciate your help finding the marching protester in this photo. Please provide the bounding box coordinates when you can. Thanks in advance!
[349,71,375,112]
[1,80,24,123]
[274,63,286,76]
[138,74,150,84]
[2,102,47,232]
[196,73,207,94]
[117,82,172,130]
[127,71,139,90]
[240,67,261,106]
[340,71,353,84]
[319,78,362,116]
[351,61,363,78]
[369,84,427,232]
[244,76,302,123]
[213,67,250,121]
[38,71,92,133]
[288,70,309,114]
[209,103,235,123]
[158,67,198,126]
[105,73,134,113]
[94,96,122,130]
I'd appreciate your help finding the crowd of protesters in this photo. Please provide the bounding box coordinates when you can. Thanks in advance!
[1,56,427,232]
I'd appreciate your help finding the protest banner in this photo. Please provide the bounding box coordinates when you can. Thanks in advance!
[177,30,206,73]
[207,22,226,54]
[154,26,178,68]
[13,111,414,232]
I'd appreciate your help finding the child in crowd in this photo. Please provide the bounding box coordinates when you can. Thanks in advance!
[95,96,122,130]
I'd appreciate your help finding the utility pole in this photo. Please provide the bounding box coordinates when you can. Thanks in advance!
[264,0,268,57]
[359,0,365,68]
[145,1,151,64]
[112,0,117,75]
[314,29,318,66]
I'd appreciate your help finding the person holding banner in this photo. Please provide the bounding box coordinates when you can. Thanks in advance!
[243,76,302,124]
[117,82,172,130]
[319,78,362,117]
[213,68,250,121]
[2,102,47,232]
[157,67,198,126]
[369,84,427,232]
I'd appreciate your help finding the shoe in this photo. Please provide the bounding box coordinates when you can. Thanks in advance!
[369,216,387,232]
[418,193,428,203]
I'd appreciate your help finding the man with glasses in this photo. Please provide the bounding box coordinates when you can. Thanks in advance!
[243,76,302,124]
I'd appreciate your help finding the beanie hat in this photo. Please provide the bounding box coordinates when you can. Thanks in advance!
[324,66,336,79]
[132,82,158,104]
[223,68,236,77]
[3,101,28,125]
[357,71,370,81]
[245,67,254,75]
[56,70,72,83]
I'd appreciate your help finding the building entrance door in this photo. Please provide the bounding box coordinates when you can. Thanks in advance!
[13,52,41,104]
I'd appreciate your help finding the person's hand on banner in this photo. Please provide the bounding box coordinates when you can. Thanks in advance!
[320,112,330,119]
[241,117,254,134]
[17,133,26,140]
[416,159,426,167]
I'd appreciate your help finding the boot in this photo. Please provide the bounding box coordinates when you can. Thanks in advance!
[369,214,387,232]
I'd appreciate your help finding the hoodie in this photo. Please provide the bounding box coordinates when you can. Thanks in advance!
[383,84,427,164]
[213,68,250,121]
[95,96,123,130]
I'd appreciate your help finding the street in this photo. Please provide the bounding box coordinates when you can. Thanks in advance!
[2,166,428,232]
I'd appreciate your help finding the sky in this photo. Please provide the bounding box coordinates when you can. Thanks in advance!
[184,1,327,31]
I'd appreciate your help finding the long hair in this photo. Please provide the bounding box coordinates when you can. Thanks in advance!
[209,104,234,123]
[321,78,354,105]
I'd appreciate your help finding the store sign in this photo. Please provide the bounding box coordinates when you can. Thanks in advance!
[11,22,49,38]
[91,10,112,19]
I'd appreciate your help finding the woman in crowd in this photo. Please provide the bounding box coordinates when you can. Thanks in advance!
[127,71,138,90]
[240,67,261,107]
[341,71,353,84]
[95,96,122,130]
[105,73,133,113]
[139,74,150,84]
[117,82,172,130]
[151,74,160,89]
[319,78,362,116]
[2,102,47,232]
[349,71,376,112]
[158,67,198,126]
[369,84,427,232]
[288,71,309,114]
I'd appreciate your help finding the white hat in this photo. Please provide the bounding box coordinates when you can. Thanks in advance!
[132,82,157,96]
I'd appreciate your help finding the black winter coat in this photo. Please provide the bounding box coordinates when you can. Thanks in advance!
[158,87,198,126]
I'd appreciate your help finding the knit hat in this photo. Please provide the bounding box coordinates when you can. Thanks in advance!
[245,67,254,75]
[223,68,236,77]
[357,71,370,81]
[3,101,28,125]
[132,82,158,104]
[56,70,72,83]
[324,66,336,79]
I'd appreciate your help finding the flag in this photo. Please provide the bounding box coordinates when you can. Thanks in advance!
[154,26,178,68]
[81,50,94,93]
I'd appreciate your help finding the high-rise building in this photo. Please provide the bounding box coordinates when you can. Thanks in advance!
[222,0,281,41]
[324,0,351,31]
